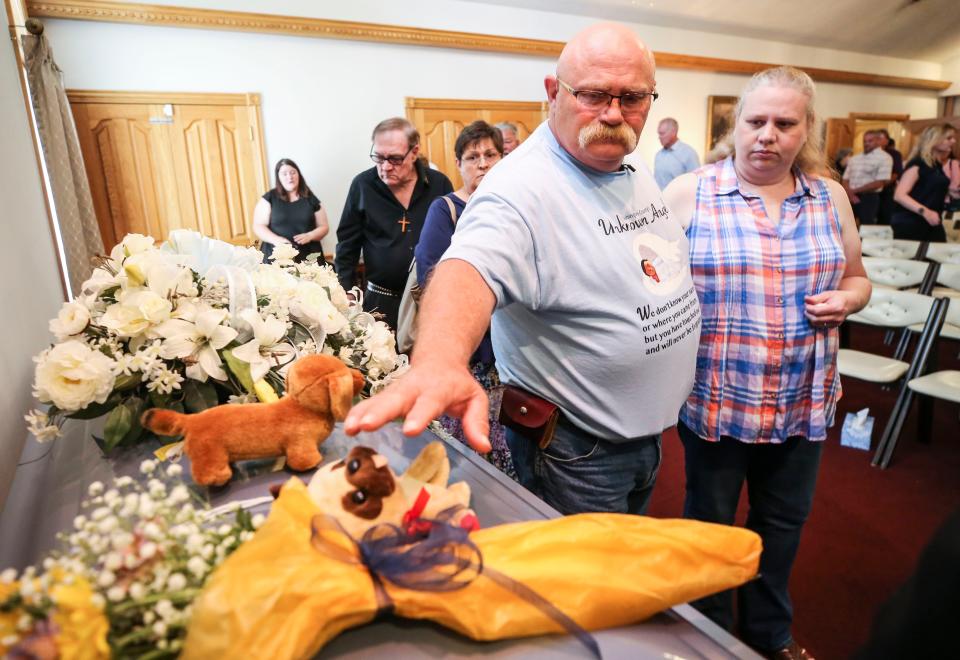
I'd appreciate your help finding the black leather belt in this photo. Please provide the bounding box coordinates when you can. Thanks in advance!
[366,281,401,298]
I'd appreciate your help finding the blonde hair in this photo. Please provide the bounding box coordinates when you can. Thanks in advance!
[908,123,956,168]
[718,66,826,176]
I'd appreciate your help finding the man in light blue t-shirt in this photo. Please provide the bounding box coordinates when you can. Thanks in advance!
[346,23,700,516]
[654,118,700,189]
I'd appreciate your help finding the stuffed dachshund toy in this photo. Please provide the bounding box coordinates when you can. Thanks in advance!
[142,354,364,486]
[305,443,477,538]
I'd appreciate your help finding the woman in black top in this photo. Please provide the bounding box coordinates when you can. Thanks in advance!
[253,158,329,262]
[892,124,959,242]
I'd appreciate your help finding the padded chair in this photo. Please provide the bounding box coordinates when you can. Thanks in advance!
[924,243,960,265]
[860,257,934,292]
[837,290,949,468]
[875,298,960,469]
[944,217,960,244]
[860,238,924,260]
[926,263,960,300]
[859,225,894,240]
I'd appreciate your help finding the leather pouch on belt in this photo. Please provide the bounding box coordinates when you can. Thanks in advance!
[498,385,560,450]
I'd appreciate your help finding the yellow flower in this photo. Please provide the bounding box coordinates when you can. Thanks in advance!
[50,576,110,660]
[0,580,23,655]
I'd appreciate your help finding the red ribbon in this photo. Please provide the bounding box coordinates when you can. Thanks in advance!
[402,488,481,535]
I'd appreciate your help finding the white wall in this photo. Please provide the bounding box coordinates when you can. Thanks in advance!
[0,38,66,511]
[41,0,944,253]
[941,54,960,97]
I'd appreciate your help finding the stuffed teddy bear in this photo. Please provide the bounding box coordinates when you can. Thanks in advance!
[305,442,477,538]
[141,354,364,486]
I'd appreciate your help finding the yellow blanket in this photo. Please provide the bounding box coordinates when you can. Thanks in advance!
[183,479,761,659]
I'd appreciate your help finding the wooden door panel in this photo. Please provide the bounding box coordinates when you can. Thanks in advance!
[825,118,854,166]
[80,110,167,250]
[407,98,548,188]
[174,107,257,245]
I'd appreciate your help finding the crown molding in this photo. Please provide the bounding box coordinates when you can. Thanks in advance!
[27,0,951,92]
[66,89,260,105]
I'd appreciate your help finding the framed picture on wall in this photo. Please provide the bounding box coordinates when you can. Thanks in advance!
[706,95,737,156]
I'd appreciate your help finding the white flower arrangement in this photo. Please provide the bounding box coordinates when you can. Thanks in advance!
[0,461,262,659]
[27,231,408,450]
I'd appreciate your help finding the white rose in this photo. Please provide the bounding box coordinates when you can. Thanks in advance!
[49,301,91,339]
[110,233,155,261]
[100,303,150,338]
[121,290,173,324]
[80,267,119,299]
[366,322,398,370]
[270,243,299,264]
[33,340,116,412]
[290,281,348,335]
[252,265,298,300]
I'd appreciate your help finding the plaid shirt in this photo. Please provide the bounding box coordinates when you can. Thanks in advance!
[680,157,846,443]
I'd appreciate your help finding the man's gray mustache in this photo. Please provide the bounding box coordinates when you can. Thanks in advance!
[578,123,638,150]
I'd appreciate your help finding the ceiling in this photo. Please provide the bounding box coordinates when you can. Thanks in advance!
[467,0,960,63]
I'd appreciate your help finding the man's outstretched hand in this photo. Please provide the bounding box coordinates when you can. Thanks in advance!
[343,361,492,453]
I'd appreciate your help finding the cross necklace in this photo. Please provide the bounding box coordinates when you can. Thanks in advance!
[398,212,410,233]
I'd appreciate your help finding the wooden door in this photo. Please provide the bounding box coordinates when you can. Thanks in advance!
[406,98,548,189]
[69,91,268,251]
[824,118,854,165]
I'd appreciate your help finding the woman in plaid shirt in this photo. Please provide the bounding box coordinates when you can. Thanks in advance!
[664,67,871,660]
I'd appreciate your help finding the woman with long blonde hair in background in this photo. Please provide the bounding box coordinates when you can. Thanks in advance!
[891,123,959,242]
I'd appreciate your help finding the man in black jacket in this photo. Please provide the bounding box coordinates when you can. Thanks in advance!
[335,118,453,331]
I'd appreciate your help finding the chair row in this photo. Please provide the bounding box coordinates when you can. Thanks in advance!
[860,237,960,263]
[860,216,960,245]
[861,258,960,299]
[839,290,959,469]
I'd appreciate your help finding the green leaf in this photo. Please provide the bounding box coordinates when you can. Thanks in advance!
[114,372,142,391]
[149,390,171,408]
[119,397,146,446]
[103,403,133,451]
[183,380,219,413]
[222,348,255,394]
[66,397,120,420]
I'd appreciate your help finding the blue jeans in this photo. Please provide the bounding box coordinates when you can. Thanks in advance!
[677,421,823,653]
[506,417,662,515]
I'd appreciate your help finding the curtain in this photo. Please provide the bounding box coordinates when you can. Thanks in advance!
[22,34,103,295]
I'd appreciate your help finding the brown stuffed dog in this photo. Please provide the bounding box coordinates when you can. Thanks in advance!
[306,443,476,538]
[141,354,364,486]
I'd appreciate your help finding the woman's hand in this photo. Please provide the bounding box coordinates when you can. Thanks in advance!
[804,290,853,328]
[292,230,317,245]
[922,208,941,226]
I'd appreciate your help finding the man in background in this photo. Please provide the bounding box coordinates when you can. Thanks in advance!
[876,128,904,225]
[335,117,453,330]
[495,121,521,154]
[843,130,893,225]
[654,117,700,189]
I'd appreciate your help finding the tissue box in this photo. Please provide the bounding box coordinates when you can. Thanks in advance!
[840,412,874,450]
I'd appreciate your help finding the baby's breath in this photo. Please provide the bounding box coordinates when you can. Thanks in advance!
[1,460,259,659]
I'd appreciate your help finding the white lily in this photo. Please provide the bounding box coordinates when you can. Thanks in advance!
[156,306,237,382]
[230,310,293,381]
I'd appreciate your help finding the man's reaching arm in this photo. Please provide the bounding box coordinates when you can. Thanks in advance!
[344,258,496,452]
